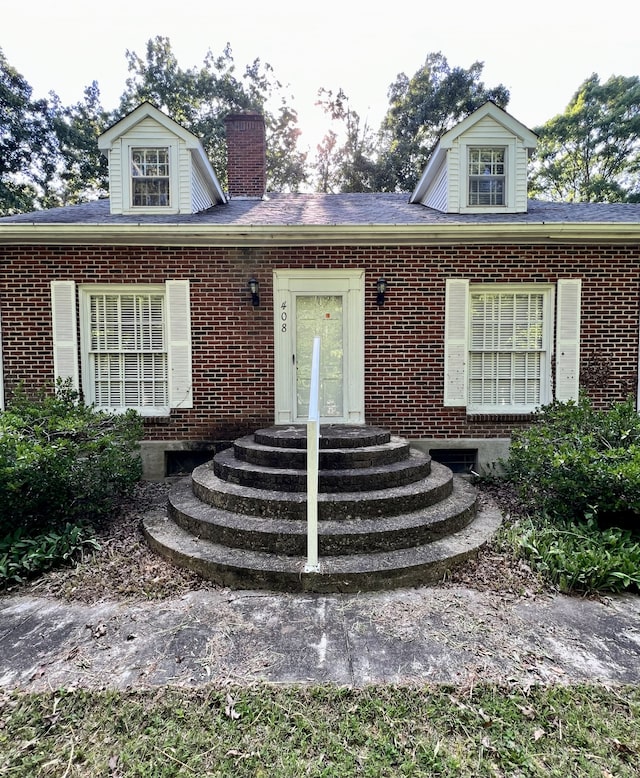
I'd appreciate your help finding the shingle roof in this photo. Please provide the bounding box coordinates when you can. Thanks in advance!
[3,193,640,226]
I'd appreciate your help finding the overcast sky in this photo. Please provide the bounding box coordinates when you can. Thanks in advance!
[3,0,639,150]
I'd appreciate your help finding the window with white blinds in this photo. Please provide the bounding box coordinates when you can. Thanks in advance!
[52,281,192,414]
[89,292,168,409]
[468,290,547,412]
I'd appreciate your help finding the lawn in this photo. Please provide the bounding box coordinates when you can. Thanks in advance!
[1,684,638,776]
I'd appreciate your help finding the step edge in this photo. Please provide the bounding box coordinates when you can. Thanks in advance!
[142,500,501,587]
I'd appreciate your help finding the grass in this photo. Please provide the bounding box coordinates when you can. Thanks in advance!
[1,684,639,777]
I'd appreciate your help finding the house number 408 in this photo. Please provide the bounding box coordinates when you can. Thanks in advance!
[280,301,287,332]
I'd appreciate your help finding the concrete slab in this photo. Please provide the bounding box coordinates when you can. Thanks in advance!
[1,587,639,691]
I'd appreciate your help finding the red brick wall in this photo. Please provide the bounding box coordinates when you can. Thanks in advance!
[224,114,266,198]
[1,242,638,445]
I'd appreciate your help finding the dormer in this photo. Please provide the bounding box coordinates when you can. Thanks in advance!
[98,102,226,215]
[410,102,537,214]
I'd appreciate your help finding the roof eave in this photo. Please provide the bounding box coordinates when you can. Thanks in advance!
[1,222,640,247]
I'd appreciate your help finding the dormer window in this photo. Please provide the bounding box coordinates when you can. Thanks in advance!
[468,147,505,206]
[410,103,536,214]
[98,103,226,215]
[131,147,170,207]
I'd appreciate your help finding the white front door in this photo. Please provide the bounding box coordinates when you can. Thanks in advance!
[274,270,364,425]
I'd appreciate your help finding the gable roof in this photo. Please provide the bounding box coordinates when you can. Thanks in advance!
[437,101,538,149]
[98,102,202,148]
[410,101,538,206]
[2,101,640,245]
[98,102,227,205]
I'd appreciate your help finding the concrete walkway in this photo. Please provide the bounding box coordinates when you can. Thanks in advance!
[1,587,639,691]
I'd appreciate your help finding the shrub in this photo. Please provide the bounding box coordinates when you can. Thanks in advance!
[507,517,640,594]
[0,524,100,588]
[505,394,640,531]
[0,381,143,538]
[502,394,640,593]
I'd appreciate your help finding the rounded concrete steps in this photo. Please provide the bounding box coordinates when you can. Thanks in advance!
[213,446,431,492]
[233,434,411,469]
[167,475,479,555]
[254,424,391,449]
[142,424,502,592]
[191,459,453,520]
[142,497,502,593]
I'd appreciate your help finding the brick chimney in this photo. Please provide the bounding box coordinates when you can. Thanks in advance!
[224,112,267,199]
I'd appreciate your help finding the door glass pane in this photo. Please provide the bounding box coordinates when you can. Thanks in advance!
[295,295,343,419]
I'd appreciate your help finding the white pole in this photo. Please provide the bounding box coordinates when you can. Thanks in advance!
[305,336,321,572]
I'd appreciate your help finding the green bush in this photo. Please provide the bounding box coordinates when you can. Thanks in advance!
[506,394,640,531]
[0,381,143,538]
[0,524,100,588]
[502,394,640,593]
[506,517,640,594]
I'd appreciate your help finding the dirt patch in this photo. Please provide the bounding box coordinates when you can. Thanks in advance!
[22,481,220,604]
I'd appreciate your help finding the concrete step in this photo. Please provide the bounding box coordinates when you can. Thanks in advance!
[191,459,454,520]
[254,424,391,450]
[167,475,478,555]
[143,424,502,593]
[213,446,431,492]
[142,496,503,593]
[233,434,411,470]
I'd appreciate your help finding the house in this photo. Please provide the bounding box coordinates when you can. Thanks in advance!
[1,101,640,480]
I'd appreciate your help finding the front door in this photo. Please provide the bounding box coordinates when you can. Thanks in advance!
[273,270,364,425]
[295,294,344,419]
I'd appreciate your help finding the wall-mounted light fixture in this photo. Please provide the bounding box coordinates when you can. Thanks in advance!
[376,278,387,306]
[248,278,260,307]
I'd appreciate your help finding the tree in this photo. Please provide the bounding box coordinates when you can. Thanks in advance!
[118,37,307,192]
[48,82,110,205]
[267,101,308,192]
[0,49,49,214]
[0,48,110,213]
[374,52,510,192]
[529,74,640,203]
[313,88,377,193]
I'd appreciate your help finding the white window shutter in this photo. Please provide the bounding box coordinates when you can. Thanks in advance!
[555,279,581,402]
[444,279,469,406]
[166,280,193,408]
[50,281,79,391]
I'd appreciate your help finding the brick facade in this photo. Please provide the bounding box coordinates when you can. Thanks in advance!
[1,241,638,454]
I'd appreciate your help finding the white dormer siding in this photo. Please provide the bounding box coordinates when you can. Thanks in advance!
[98,103,226,216]
[192,158,217,213]
[420,152,448,212]
[410,102,537,215]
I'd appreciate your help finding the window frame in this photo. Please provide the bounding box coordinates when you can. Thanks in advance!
[79,284,170,416]
[77,280,193,416]
[131,147,171,208]
[457,138,516,214]
[466,284,554,415]
[121,139,179,214]
[468,146,506,207]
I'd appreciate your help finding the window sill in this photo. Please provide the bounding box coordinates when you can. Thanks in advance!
[121,207,180,216]
[94,407,171,418]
